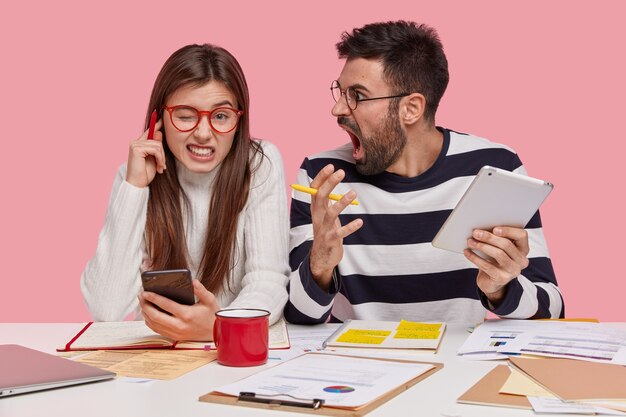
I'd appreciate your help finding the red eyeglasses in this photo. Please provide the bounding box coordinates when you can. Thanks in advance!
[163,105,244,134]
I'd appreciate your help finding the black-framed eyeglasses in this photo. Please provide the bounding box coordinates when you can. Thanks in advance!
[330,80,410,110]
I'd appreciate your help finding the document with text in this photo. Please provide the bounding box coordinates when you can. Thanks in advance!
[214,353,436,408]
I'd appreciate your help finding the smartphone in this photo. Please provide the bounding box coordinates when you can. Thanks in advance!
[141,268,195,307]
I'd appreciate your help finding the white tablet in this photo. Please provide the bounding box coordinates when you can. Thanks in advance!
[432,166,553,254]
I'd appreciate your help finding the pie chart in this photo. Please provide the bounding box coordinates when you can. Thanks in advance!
[323,385,355,393]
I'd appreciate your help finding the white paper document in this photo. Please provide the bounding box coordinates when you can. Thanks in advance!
[269,325,340,362]
[502,322,626,364]
[458,320,626,365]
[286,325,339,353]
[528,397,626,415]
[215,353,434,408]
[458,319,539,356]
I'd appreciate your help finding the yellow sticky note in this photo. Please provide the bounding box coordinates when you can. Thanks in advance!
[396,320,442,332]
[336,333,386,344]
[342,329,392,337]
[393,330,440,339]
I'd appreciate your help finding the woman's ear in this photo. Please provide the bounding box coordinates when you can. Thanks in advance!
[400,93,426,126]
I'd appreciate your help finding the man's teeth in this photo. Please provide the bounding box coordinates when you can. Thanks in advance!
[189,146,214,156]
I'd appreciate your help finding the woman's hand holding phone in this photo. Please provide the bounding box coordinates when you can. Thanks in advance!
[139,280,221,341]
[126,117,166,188]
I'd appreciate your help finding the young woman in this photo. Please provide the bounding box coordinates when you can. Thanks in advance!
[81,44,289,341]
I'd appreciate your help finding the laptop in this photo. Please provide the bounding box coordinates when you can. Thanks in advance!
[0,344,115,397]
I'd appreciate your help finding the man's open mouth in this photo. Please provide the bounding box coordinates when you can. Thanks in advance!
[338,118,365,162]
[347,131,360,153]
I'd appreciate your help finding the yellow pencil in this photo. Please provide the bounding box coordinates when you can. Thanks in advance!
[291,184,359,205]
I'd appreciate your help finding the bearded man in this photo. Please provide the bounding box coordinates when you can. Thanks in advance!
[285,21,563,325]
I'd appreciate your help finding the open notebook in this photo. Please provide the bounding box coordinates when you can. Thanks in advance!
[323,320,446,353]
[58,318,290,351]
[0,344,115,397]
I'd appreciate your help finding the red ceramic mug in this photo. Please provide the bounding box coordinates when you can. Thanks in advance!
[213,308,270,367]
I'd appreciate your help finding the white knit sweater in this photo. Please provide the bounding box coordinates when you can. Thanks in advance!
[80,141,290,324]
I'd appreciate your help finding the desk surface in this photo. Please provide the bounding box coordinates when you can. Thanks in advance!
[0,322,593,417]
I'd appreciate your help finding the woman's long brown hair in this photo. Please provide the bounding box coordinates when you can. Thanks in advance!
[143,44,262,294]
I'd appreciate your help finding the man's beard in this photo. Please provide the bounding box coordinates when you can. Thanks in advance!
[339,108,407,176]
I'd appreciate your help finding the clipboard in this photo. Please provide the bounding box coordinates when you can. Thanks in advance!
[199,354,443,416]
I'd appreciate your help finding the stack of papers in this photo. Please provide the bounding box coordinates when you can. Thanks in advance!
[459,356,626,415]
[75,349,216,380]
[510,356,626,414]
[458,320,626,365]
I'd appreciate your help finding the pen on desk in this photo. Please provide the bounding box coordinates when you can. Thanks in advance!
[322,320,352,349]
[147,110,157,140]
[238,392,324,409]
[291,184,359,205]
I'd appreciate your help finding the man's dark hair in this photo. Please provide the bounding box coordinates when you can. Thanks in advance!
[336,21,449,123]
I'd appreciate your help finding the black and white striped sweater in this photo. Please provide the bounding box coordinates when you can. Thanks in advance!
[285,128,563,325]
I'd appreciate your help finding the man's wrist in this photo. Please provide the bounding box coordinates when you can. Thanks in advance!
[310,264,334,292]
[483,286,507,307]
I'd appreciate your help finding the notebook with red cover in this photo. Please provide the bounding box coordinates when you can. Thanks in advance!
[57,319,290,352]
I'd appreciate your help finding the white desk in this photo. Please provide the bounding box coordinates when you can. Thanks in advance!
[0,323,588,417]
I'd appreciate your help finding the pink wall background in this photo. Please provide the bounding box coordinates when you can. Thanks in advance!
[1,1,624,322]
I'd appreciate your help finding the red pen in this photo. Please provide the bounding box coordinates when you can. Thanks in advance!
[147,110,157,140]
